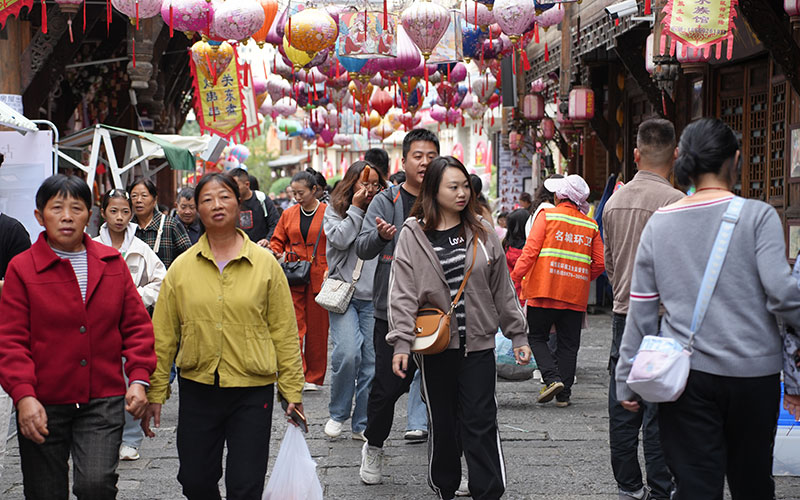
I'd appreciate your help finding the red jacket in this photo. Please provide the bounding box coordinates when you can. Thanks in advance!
[270,203,328,294]
[0,233,156,406]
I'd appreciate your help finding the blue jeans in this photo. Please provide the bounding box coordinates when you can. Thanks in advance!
[407,370,428,431]
[328,298,376,432]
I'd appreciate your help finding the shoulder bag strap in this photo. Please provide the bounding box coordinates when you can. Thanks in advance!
[152,213,166,254]
[309,214,324,263]
[351,258,364,283]
[687,196,745,350]
[447,239,479,316]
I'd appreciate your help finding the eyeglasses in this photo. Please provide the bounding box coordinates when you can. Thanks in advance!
[360,182,383,191]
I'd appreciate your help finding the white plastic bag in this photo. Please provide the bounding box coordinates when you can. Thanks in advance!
[262,425,323,500]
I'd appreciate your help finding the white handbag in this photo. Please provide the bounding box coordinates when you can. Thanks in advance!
[627,196,745,403]
[315,259,364,314]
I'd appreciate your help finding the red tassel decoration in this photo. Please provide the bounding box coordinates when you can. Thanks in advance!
[521,47,531,71]
[644,0,651,15]
[511,50,516,75]
[133,37,137,68]
[425,63,429,93]
[544,42,549,62]
[288,17,292,45]
[107,0,111,35]
[534,23,539,44]
[383,0,388,29]
[490,113,494,126]
[41,0,47,34]
[135,1,140,30]
[447,64,450,81]
[474,0,477,26]
[169,4,174,37]
[83,0,86,33]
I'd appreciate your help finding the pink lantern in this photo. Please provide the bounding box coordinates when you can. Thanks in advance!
[787,0,800,16]
[541,117,555,140]
[462,0,494,27]
[430,104,447,123]
[460,91,475,110]
[401,0,451,60]
[535,4,564,29]
[161,0,213,36]
[509,131,521,151]
[449,62,468,83]
[274,97,297,117]
[568,86,595,121]
[399,111,422,129]
[446,108,462,125]
[467,101,486,120]
[492,0,536,43]
[112,0,163,24]
[267,78,292,102]
[333,134,352,147]
[378,25,422,77]
[676,41,710,63]
[522,94,544,121]
[252,75,268,96]
[259,100,274,118]
[530,78,546,93]
[211,0,265,42]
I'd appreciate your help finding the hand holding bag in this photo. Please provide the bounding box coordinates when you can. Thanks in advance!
[626,196,745,403]
[281,223,323,287]
[315,259,364,314]
[412,240,478,355]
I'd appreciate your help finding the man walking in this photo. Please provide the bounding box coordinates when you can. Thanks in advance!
[174,187,204,245]
[227,168,279,245]
[602,118,682,500]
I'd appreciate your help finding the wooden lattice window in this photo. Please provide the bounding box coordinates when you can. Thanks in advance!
[769,81,787,203]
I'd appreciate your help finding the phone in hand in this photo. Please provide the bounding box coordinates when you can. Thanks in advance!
[277,392,308,433]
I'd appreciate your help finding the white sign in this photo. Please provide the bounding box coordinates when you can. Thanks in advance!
[0,130,54,243]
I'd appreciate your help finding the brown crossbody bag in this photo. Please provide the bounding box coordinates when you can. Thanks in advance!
[412,240,478,355]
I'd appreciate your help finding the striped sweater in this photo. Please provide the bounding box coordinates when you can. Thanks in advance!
[426,224,467,345]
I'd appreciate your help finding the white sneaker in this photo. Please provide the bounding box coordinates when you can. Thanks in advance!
[359,442,383,484]
[455,477,470,496]
[404,429,428,441]
[303,382,322,392]
[533,369,544,383]
[324,418,344,438]
[351,431,366,441]
[119,444,140,461]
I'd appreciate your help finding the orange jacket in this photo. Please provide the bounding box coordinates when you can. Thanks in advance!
[270,203,328,293]
[510,201,604,311]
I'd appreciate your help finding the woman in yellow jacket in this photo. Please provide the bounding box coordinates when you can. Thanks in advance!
[142,173,305,500]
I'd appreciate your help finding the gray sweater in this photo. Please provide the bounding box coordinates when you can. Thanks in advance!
[615,196,800,401]
[323,204,378,301]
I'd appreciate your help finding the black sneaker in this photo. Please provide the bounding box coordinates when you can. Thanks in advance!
[537,381,565,403]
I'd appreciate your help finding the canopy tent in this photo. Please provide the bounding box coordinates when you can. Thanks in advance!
[0,101,37,134]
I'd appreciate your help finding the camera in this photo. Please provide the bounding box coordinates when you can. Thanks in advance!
[605,0,638,19]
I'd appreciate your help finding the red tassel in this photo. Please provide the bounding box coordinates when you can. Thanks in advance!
[107,0,111,35]
[461,116,465,127]
[447,64,451,81]
[474,0,477,25]
[615,18,619,26]
[425,63,429,93]
[644,0,651,15]
[41,0,47,33]
[490,113,494,126]
[169,4,174,37]
[521,48,530,71]
[288,17,292,45]
[68,19,74,42]
[383,0,388,29]
[83,0,86,32]
[135,1,140,30]
[133,37,136,68]
[544,42,549,62]
[534,23,539,43]
[511,51,516,75]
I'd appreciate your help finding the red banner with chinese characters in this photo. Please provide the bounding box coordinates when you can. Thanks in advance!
[0,0,33,29]
[189,46,247,140]
[662,0,739,60]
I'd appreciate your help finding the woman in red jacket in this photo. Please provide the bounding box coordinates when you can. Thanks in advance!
[0,175,156,499]
[270,170,329,391]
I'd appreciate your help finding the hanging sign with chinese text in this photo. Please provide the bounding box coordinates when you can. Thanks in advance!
[0,0,33,29]
[189,46,246,140]
[662,0,739,60]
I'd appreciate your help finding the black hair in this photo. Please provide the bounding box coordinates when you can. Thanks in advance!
[502,209,529,251]
[158,204,169,214]
[470,173,491,211]
[364,148,390,176]
[291,170,318,191]
[128,178,158,198]
[519,192,532,204]
[0,153,4,167]
[674,118,740,187]
[227,167,250,182]
[531,173,562,212]
[249,175,260,192]
[305,167,327,189]
[637,118,677,163]
[195,173,241,205]
[36,174,92,211]
[389,171,406,184]
[178,187,195,201]
[498,211,508,219]
[402,128,440,159]
[101,188,132,211]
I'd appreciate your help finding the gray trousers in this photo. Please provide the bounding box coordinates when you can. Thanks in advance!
[18,396,124,500]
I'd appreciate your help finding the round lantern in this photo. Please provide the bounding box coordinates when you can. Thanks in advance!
[530,78,546,93]
[286,8,338,56]
[541,117,555,140]
[568,86,595,121]
[645,33,655,74]
[211,0,265,43]
[371,120,394,140]
[786,0,800,16]
[522,94,544,121]
[333,134,352,147]
[467,101,486,120]
[190,39,234,83]
[378,25,423,77]
[401,0,451,60]
[463,0,494,27]
[471,73,497,102]
[161,0,213,37]
[274,97,297,117]
[430,104,447,123]
[534,4,564,29]
[282,36,314,70]
[112,0,163,25]
[251,0,279,47]
[462,23,487,62]
[371,89,394,117]
[492,0,536,44]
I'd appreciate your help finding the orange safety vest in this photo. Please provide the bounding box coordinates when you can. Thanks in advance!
[521,205,599,307]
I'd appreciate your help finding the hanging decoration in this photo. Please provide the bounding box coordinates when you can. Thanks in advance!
[463,0,494,27]
[661,0,738,60]
[522,93,544,121]
[287,8,339,56]
[338,9,397,59]
[400,0,451,61]
[211,0,265,43]
[252,0,279,47]
[112,0,163,27]
[160,0,213,38]
[428,10,463,64]
[0,0,33,30]
[190,39,234,84]
[54,0,83,41]
[282,36,316,70]
[189,44,246,140]
[568,86,595,121]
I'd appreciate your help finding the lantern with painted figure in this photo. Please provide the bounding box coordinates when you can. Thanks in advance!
[401,0,451,61]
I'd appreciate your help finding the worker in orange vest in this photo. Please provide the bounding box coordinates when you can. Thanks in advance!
[511,175,605,407]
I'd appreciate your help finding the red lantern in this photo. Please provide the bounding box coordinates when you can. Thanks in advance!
[522,94,544,121]
[568,87,595,121]
[371,88,394,117]
[541,117,555,140]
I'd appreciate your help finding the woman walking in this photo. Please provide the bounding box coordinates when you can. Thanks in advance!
[323,161,386,440]
[388,156,531,500]
[271,170,329,391]
[94,188,166,461]
[142,173,305,500]
[0,175,156,499]
[615,118,800,499]
[129,179,192,269]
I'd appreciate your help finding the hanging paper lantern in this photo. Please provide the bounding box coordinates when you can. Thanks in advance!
[282,36,315,70]
[265,7,287,45]
[449,62,468,83]
[229,144,251,163]
[325,109,340,129]
[530,78,546,93]
[361,110,382,129]
[568,86,595,121]
[492,0,535,43]
[333,134,352,147]
[534,4,563,29]
[287,8,338,56]
[371,74,393,88]
[274,96,298,117]
[349,80,375,108]
[786,0,800,16]
[378,25,422,77]
[112,0,163,25]
[190,39,234,83]
[460,91,475,110]
[399,111,422,129]
[445,108,462,125]
[160,0,213,37]
[467,101,486,120]
[522,94,544,121]
[251,0,279,47]
[430,104,447,123]
[211,0,265,43]
[401,0,451,61]
[319,128,336,145]
[541,117,555,140]
[509,131,521,151]
[371,89,394,117]
[259,100,274,118]
[338,9,397,60]
[429,10,463,65]
[462,23,487,62]
[463,0,494,27]
[472,73,497,103]
[371,119,394,140]
[338,54,368,77]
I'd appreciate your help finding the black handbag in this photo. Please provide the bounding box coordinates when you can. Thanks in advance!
[281,220,323,286]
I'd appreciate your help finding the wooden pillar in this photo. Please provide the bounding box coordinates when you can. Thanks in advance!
[0,18,27,95]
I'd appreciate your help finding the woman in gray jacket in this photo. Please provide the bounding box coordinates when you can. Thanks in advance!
[388,156,531,500]
[323,161,386,440]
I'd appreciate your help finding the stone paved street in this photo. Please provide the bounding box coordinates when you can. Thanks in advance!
[1,312,799,499]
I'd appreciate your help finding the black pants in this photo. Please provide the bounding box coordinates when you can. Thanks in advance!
[527,307,583,400]
[658,370,780,500]
[18,396,124,500]
[608,314,672,498]
[176,378,274,500]
[365,318,418,448]
[418,348,505,500]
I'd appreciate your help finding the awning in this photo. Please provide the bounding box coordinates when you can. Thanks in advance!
[268,154,308,169]
[102,125,196,171]
[0,101,37,134]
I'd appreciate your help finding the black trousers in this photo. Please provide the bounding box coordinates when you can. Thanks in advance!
[176,378,274,500]
[608,314,672,498]
[365,318,418,448]
[658,370,780,500]
[527,307,583,400]
[18,396,124,500]
[418,348,505,500]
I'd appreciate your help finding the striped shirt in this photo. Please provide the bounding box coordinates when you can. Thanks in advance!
[427,224,467,346]
[51,247,88,302]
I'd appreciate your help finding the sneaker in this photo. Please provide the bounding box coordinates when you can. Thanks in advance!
[537,381,565,403]
[555,399,571,408]
[352,431,367,442]
[119,444,140,461]
[324,418,344,438]
[404,429,428,442]
[455,477,470,496]
[303,382,322,392]
[533,369,544,383]
[359,442,383,484]
[618,486,650,500]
